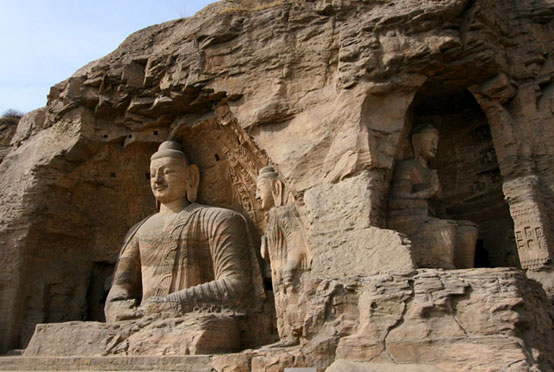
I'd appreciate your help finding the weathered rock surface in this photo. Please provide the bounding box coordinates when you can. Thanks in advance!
[0,115,19,162]
[326,360,444,372]
[334,269,554,372]
[1,0,554,371]
[2,269,552,371]
[240,268,554,372]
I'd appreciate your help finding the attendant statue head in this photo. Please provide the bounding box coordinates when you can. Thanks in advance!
[150,140,200,205]
[411,125,439,164]
[256,166,285,211]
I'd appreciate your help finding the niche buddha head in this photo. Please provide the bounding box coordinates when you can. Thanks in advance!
[256,166,284,211]
[411,125,439,163]
[150,140,199,204]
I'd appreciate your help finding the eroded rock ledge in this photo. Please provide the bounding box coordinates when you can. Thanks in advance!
[1,268,553,371]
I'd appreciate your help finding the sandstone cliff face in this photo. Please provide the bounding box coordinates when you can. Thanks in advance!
[1,0,554,370]
[0,114,21,162]
[251,268,554,371]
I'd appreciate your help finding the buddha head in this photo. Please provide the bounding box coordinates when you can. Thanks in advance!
[256,166,284,211]
[150,140,199,204]
[411,125,439,162]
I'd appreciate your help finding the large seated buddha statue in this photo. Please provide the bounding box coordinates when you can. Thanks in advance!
[387,125,478,269]
[24,140,265,356]
[105,140,265,322]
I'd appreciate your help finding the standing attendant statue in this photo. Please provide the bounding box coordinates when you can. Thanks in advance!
[256,166,312,346]
[387,125,478,269]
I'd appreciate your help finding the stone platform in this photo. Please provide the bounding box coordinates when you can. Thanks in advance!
[0,355,213,372]
[0,351,274,372]
[24,313,241,357]
[2,269,554,372]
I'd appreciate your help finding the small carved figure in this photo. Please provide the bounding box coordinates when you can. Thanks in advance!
[388,125,478,269]
[256,166,312,345]
[105,140,265,322]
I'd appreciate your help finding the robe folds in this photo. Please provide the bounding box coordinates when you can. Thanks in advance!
[106,203,265,317]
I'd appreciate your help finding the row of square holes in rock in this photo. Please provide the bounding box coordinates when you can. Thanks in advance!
[100,130,224,179]
[101,131,160,179]
[139,154,221,181]
[103,131,159,139]
[142,153,222,180]
[102,133,243,147]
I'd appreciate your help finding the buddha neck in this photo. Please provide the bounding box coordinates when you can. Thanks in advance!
[415,155,430,169]
[159,198,190,215]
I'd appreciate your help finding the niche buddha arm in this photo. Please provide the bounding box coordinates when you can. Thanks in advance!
[167,209,252,310]
[105,230,142,322]
[391,160,440,200]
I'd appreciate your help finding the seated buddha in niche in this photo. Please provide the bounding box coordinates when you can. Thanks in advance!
[25,140,267,357]
[387,125,478,269]
[105,140,265,322]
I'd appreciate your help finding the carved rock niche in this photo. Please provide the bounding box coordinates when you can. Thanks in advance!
[170,113,268,234]
[15,101,277,350]
[19,141,158,346]
[398,80,519,269]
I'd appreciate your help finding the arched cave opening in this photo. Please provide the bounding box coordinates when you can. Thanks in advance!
[20,105,277,349]
[405,81,520,269]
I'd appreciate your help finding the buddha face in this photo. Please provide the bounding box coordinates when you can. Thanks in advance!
[417,130,439,161]
[150,157,188,204]
[256,177,274,211]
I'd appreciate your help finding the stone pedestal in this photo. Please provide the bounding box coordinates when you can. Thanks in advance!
[24,313,241,357]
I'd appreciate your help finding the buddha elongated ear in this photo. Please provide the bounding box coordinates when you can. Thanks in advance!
[185,164,200,203]
[271,177,284,207]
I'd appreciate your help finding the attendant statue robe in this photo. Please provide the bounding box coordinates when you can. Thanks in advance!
[262,204,311,343]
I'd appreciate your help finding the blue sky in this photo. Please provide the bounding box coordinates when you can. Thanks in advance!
[0,0,216,115]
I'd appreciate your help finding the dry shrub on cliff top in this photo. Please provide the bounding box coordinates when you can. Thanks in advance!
[0,109,24,126]
[222,0,289,13]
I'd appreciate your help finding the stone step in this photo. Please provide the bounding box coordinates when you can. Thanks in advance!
[0,355,213,371]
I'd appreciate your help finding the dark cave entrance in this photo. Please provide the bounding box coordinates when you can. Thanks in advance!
[406,82,520,268]
[86,261,115,322]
